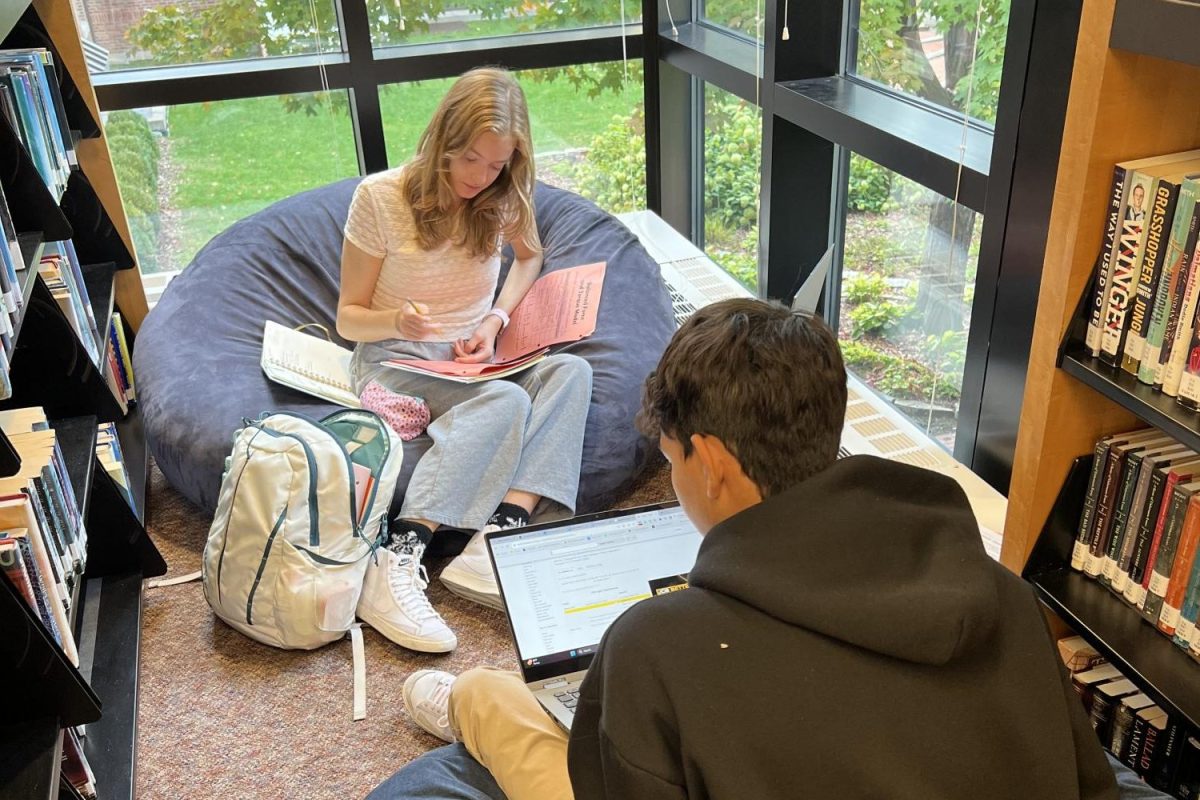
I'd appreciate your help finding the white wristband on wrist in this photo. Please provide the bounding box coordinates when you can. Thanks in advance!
[486,307,511,330]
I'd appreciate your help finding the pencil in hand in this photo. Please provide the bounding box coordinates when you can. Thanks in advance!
[406,298,429,315]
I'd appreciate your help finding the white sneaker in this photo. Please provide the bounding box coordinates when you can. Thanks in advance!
[440,524,504,611]
[403,669,457,743]
[357,547,457,653]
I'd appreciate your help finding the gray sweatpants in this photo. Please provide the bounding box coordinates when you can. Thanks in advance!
[351,339,592,531]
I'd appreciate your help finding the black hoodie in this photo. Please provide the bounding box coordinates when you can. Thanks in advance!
[566,455,1118,799]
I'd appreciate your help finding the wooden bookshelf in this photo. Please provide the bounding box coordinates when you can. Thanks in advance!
[1006,0,1200,771]
[1005,0,1200,572]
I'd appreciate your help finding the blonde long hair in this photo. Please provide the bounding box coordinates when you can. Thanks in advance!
[403,67,540,260]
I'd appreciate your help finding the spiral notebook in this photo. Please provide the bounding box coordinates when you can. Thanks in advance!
[261,320,361,408]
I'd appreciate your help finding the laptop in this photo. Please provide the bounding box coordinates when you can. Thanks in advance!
[485,502,702,731]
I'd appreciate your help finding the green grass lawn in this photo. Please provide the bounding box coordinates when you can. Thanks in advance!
[164,69,642,265]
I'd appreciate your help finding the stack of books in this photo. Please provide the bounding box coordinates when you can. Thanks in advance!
[96,419,133,509]
[106,313,135,408]
[0,406,98,797]
[1072,429,1200,660]
[1059,635,1199,794]
[0,50,74,199]
[0,407,87,663]
[39,241,101,366]
[0,46,130,413]
[1084,149,1200,409]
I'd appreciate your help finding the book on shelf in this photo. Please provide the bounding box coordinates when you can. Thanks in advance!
[1089,677,1141,742]
[39,241,103,367]
[383,261,607,382]
[1149,489,1200,634]
[1070,662,1124,709]
[1082,430,1171,577]
[1110,693,1156,761]
[1124,455,1200,607]
[110,311,135,402]
[1101,439,1190,589]
[1087,149,1200,358]
[60,727,96,799]
[0,49,73,198]
[1122,167,1200,374]
[1139,709,1172,777]
[1143,176,1200,385]
[1099,158,1200,368]
[0,528,66,651]
[0,497,78,665]
[1127,705,1167,772]
[1057,634,1106,672]
[97,420,134,510]
[1151,716,1188,791]
[1116,449,1200,598]
[1176,735,1200,799]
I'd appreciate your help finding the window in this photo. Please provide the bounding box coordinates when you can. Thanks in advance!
[105,93,358,274]
[702,83,760,292]
[370,0,640,50]
[838,153,979,449]
[73,0,340,71]
[700,0,764,41]
[379,64,645,214]
[850,0,1010,123]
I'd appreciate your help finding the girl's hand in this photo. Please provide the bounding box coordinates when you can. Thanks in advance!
[394,304,433,339]
[453,317,502,363]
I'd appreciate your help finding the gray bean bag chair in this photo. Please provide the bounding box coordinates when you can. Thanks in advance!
[135,179,674,522]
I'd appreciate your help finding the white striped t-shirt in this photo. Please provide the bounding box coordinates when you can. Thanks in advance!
[343,167,501,342]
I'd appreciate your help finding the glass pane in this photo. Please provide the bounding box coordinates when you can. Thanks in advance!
[73,0,340,71]
[379,64,645,214]
[851,0,1010,123]
[370,0,640,49]
[703,84,761,292]
[104,93,358,275]
[839,153,979,449]
[700,0,763,41]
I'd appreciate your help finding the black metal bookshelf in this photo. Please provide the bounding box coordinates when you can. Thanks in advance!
[0,717,63,800]
[76,571,146,800]
[1061,340,1200,454]
[0,5,164,799]
[1025,457,1200,731]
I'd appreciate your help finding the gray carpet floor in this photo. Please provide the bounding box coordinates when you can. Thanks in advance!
[136,459,674,799]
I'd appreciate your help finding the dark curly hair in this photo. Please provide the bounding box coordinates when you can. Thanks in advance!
[637,299,847,497]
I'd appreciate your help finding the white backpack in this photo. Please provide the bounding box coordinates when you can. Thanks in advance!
[202,409,403,650]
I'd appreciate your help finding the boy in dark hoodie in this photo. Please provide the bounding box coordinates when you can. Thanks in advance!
[388,298,1119,800]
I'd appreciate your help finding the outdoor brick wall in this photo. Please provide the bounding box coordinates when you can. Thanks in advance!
[76,0,218,64]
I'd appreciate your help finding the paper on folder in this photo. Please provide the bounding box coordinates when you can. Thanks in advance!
[495,262,606,361]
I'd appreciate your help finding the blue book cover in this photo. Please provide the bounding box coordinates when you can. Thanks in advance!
[9,71,57,194]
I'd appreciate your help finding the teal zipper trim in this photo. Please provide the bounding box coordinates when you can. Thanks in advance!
[246,507,287,625]
[256,424,320,547]
[216,428,267,606]
[293,544,369,567]
[320,410,392,541]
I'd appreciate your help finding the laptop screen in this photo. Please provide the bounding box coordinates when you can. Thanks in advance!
[488,504,703,683]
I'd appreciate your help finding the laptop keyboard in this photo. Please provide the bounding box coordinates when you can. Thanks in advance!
[553,685,583,713]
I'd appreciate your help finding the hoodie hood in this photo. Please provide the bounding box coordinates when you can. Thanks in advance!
[687,455,1000,665]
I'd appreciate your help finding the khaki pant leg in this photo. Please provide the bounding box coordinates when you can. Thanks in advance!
[448,667,574,800]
